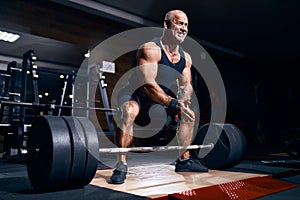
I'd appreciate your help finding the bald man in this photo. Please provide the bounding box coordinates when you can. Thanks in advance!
[110,10,208,184]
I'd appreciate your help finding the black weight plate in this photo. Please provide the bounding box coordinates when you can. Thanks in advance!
[27,116,72,190]
[228,124,247,166]
[76,117,99,186]
[220,124,244,168]
[62,116,87,187]
[200,124,230,169]
[192,123,246,169]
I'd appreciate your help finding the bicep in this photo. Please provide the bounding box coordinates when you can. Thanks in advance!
[138,58,157,84]
[136,44,160,84]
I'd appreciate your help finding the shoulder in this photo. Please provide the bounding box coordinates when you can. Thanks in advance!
[141,41,161,52]
[137,41,161,62]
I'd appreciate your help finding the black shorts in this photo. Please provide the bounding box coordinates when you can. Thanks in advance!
[118,88,157,126]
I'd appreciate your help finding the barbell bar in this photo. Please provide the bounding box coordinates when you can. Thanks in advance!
[32,144,214,154]
[99,144,214,153]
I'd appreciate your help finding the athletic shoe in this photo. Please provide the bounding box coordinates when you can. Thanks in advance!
[109,161,128,184]
[175,157,208,172]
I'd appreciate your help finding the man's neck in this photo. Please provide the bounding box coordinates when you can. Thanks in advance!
[160,37,179,54]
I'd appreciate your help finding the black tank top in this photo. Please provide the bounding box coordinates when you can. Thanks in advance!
[152,37,185,74]
[151,37,186,94]
[123,37,186,97]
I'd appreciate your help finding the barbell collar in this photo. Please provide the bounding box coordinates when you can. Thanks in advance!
[99,143,214,153]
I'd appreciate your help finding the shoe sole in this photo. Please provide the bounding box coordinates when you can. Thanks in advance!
[109,180,125,184]
[175,169,208,172]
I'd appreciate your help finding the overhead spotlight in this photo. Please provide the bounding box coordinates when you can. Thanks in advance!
[44,92,49,96]
[0,30,20,43]
[38,94,43,98]
[68,94,73,99]
[60,74,64,79]
[84,50,90,58]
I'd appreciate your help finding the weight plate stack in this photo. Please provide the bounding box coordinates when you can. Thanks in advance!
[27,116,72,190]
[27,115,99,190]
[192,123,247,169]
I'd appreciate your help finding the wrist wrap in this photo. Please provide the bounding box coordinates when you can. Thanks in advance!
[168,98,179,111]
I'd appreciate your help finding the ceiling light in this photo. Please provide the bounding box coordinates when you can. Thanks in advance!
[84,50,90,58]
[0,30,20,43]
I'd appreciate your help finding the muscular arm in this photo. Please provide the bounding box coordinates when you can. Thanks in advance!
[178,52,193,104]
[176,52,195,122]
[136,42,173,107]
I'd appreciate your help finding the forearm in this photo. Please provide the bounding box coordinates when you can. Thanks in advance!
[141,83,173,107]
[141,82,194,122]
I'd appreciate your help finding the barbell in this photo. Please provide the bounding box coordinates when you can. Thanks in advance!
[26,115,247,191]
[98,144,214,153]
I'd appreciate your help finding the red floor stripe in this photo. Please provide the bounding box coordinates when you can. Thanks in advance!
[164,176,298,200]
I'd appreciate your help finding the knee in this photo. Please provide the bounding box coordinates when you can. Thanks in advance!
[120,101,139,123]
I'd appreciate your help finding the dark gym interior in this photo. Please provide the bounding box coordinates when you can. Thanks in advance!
[1,1,300,199]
